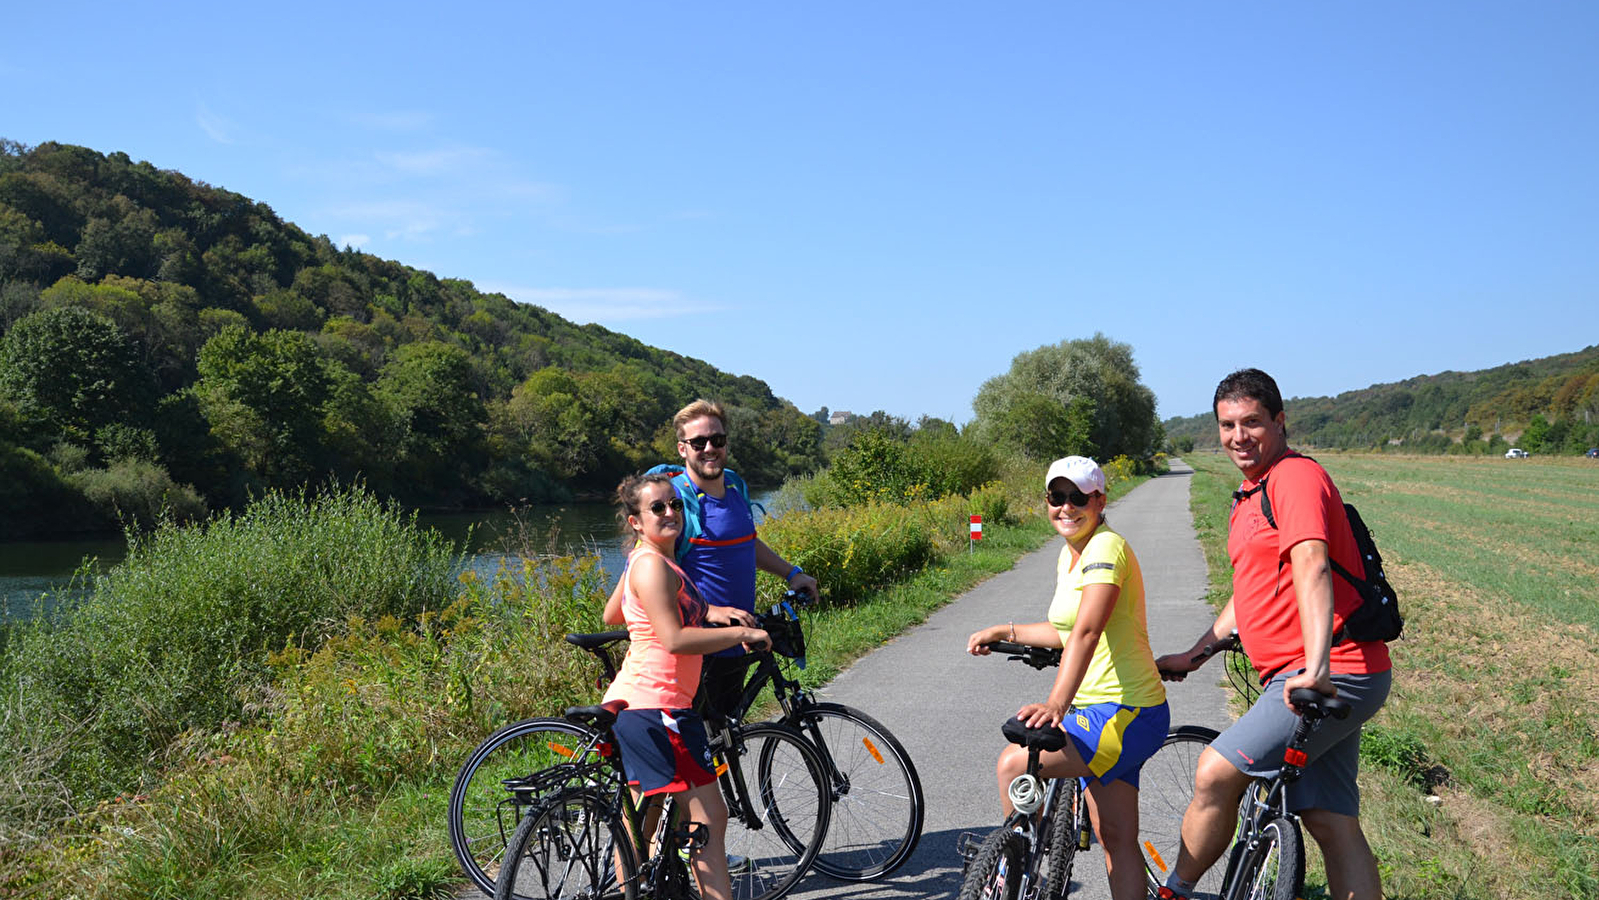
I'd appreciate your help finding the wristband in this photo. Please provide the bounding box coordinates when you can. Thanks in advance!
[785,565,804,583]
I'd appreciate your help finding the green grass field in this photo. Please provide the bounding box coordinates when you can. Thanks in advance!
[1183,451,1599,900]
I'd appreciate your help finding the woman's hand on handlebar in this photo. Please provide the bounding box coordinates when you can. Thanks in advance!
[741,627,772,653]
[1016,700,1067,730]
[705,605,757,628]
[966,625,1005,655]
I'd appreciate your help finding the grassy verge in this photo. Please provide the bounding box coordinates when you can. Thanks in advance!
[1182,451,1599,900]
[3,465,1151,900]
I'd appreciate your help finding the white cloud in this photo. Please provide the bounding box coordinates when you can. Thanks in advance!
[339,234,371,249]
[320,200,449,241]
[196,104,236,144]
[483,285,728,323]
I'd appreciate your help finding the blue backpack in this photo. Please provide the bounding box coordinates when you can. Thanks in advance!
[644,464,765,562]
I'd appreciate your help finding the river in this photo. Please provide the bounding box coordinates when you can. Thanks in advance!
[0,496,771,621]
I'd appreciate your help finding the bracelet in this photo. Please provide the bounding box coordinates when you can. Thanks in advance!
[1009,621,1015,642]
[785,565,804,583]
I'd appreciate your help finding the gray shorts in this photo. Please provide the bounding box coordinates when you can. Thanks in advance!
[1209,669,1391,817]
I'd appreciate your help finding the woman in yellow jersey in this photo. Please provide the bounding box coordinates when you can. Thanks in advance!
[604,473,770,900]
[967,456,1170,900]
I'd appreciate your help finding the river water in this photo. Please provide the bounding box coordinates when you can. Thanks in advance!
[0,499,769,621]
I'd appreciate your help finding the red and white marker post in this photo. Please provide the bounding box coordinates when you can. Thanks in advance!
[969,514,982,553]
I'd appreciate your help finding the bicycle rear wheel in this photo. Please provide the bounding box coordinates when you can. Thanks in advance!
[451,718,599,897]
[493,786,638,900]
[791,702,924,880]
[722,722,830,900]
[1138,725,1223,899]
[1040,778,1082,900]
[1225,815,1303,900]
[955,828,1024,900]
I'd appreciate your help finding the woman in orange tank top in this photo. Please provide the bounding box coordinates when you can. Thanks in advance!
[603,473,770,900]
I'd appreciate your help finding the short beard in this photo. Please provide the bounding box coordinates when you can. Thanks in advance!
[686,454,724,482]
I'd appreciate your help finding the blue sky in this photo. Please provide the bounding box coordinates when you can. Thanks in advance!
[6,2,1598,423]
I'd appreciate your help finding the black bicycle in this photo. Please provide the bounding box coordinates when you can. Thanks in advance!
[711,591,925,881]
[451,592,918,896]
[493,699,756,900]
[1140,636,1352,900]
[955,641,1091,900]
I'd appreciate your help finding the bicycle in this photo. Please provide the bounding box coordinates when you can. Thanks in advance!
[707,590,925,881]
[492,699,733,900]
[954,640,1091,900]
[453,622,830,900]
[448,591,923,895]
[1140,635,1353,900]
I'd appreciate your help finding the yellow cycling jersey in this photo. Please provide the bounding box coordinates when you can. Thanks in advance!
[1046,528,1167,708]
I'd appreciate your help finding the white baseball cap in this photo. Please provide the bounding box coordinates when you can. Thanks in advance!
[1044,456,1106,496]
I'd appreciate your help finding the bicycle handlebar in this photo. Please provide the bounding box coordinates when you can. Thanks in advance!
[981,641,1062,670]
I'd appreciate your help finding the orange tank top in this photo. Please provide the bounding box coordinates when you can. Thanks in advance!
[602,547,708,711]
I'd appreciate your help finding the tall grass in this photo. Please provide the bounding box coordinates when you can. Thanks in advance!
[0,487,460,831]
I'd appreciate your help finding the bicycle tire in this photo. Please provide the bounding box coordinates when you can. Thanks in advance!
[1225,815,1303,900]
[956,828,1024,900]
[451,717,600,897]
[790,702,925,880]
[724,722,830,900]
[1040,778,1082,900]
[494,786,638,900]
[1138,725,1223,899]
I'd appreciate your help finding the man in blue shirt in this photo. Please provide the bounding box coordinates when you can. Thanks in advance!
[607,399,819,718]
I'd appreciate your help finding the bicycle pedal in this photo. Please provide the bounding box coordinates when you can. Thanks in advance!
[956,831,983,862]
[673,820,709,852]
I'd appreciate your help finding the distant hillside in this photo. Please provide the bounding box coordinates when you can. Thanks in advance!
[0,140,823,536]
[1164,346,1599,455]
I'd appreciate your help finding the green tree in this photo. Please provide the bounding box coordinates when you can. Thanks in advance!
[376,341,486,497]
[194,325,331,486]
[0,305,157,442]
[972,333,1158,461]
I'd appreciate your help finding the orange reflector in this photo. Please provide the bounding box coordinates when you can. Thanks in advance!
[1144,841,1168,874]
[863,737,884,764]
[549,743,575,758]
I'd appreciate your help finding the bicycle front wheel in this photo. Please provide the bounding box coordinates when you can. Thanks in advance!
[722,722,830,900]
[1226,815,1303,900]
[494,786,638,900]
[1040,778,1082,900]
[792,703,924,880]
[956,828,1023,900]
[451,718,600,897]
[1138,725,1222,899]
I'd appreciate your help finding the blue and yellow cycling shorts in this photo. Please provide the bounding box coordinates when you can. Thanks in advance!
[1063,700,1170,789]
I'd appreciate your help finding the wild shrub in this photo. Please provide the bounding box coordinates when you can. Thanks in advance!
[0,485,459,811]
[66,459,207,529]
[758,501,937,606]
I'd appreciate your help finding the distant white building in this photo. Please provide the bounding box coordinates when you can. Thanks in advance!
[828,410,852,426]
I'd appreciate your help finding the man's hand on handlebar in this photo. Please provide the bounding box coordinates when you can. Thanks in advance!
[742,627,772,653]
[705,605,757,628]
[1155,652,1199,682]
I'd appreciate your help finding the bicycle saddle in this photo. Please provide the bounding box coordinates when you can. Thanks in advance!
[1001,716,1068,752]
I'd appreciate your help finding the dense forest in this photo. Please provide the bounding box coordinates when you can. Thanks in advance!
[1162,345,1599,455]
[0,140,827,537]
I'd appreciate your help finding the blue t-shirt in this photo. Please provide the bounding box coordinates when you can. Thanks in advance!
[675,483,758,658]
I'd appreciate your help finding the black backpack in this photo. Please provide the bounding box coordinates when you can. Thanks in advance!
[1234,457,1404,645]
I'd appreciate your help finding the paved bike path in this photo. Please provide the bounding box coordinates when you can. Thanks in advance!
[783,459,1230,900]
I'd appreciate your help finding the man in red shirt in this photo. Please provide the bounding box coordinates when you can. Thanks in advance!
[1155,368,1391,900]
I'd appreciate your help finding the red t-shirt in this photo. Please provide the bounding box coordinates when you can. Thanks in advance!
[1227,454,1392,678]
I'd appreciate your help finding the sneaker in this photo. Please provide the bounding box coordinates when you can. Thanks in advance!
[726,854,753,875]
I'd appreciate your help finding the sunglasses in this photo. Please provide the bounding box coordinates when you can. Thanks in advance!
[647,497,685,517]
[1045,487,1096,508]
[682,433,728,451]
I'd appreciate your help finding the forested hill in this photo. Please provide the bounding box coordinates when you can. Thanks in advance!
[0,140,824,537]
[1163,345,1599,455]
